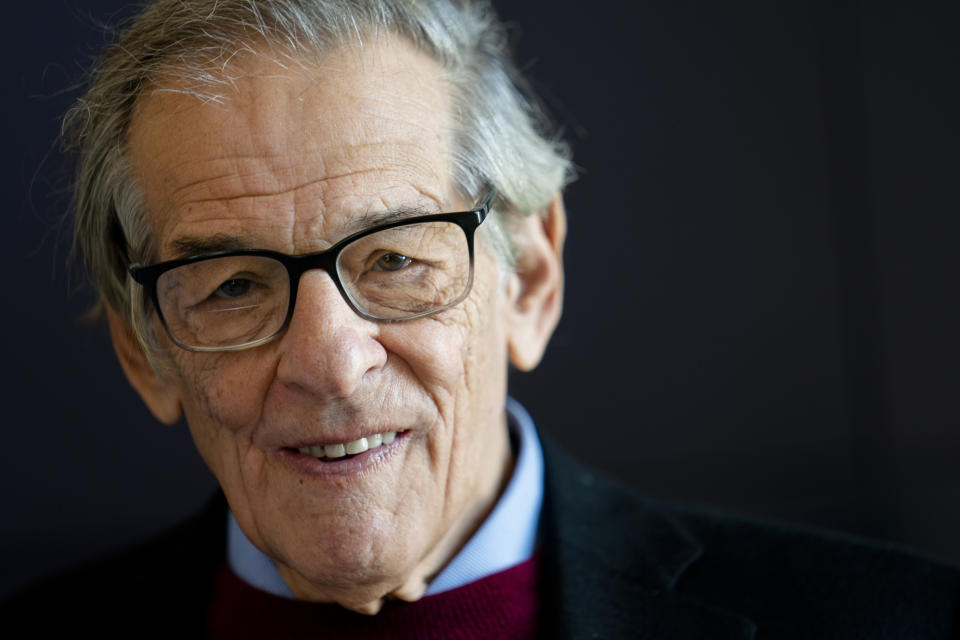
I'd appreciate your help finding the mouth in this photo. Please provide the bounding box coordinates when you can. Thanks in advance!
[274,427,412,479]
[291,430,400,461]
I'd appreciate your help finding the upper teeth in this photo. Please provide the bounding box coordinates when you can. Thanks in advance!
[297,431,397,459]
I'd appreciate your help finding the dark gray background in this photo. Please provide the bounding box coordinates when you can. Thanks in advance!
[3,0,958,597]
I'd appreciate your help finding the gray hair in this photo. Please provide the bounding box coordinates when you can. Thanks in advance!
[63,0,573,348]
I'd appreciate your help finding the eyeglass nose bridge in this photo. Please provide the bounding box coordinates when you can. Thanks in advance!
[276,245,371,334]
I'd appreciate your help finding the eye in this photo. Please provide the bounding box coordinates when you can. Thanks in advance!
[374,253,413,271]
[214,278,253,298]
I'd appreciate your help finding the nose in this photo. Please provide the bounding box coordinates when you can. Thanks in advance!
[275,270,387,401]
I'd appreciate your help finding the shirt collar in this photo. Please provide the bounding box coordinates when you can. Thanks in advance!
[226,397,545,598]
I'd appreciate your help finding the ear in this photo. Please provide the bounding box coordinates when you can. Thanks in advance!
[506,193,566,371]
[105,305,183,425]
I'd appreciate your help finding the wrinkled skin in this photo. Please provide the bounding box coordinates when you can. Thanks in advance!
[110,36,564,614]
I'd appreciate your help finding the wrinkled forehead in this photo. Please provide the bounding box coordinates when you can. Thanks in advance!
[126,35,457,260]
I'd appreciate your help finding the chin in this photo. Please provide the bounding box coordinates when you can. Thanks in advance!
[268,512,430,601]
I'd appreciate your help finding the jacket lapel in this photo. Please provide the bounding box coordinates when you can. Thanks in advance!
[539,436,756,639]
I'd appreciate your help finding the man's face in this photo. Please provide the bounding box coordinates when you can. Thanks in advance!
[125,37,521,613]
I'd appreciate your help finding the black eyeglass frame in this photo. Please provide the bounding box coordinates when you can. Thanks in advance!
[129,189,496,352]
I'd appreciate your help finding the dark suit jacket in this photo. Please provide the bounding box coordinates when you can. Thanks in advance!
[4,434,959,638]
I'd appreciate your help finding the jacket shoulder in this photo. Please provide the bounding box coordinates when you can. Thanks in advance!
[539,435,960,638]
[667,503,960,638]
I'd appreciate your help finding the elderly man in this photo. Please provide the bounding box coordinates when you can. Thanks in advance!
[5,0,959,638]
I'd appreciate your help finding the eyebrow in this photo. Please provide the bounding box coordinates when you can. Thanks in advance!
[167,205,442,259]
[345,205,439,234]
[169,233,252,258]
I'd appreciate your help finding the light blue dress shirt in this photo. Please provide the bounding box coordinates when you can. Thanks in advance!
[226,397,545,597]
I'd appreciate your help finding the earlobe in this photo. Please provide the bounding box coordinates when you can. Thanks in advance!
[105,305,183,425]
[507,194,566,371]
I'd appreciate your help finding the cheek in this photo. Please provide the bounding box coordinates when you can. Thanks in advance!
[382,315,469,393]
[172,350,274,437]
[377,264,509,457]
[379,269,507,408]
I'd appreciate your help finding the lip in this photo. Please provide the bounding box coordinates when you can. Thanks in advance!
[272,430,409,479]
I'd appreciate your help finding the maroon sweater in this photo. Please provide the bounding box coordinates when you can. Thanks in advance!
[206,554,542,639]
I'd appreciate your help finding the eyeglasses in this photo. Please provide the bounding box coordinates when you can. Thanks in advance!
[130,190,495,352]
